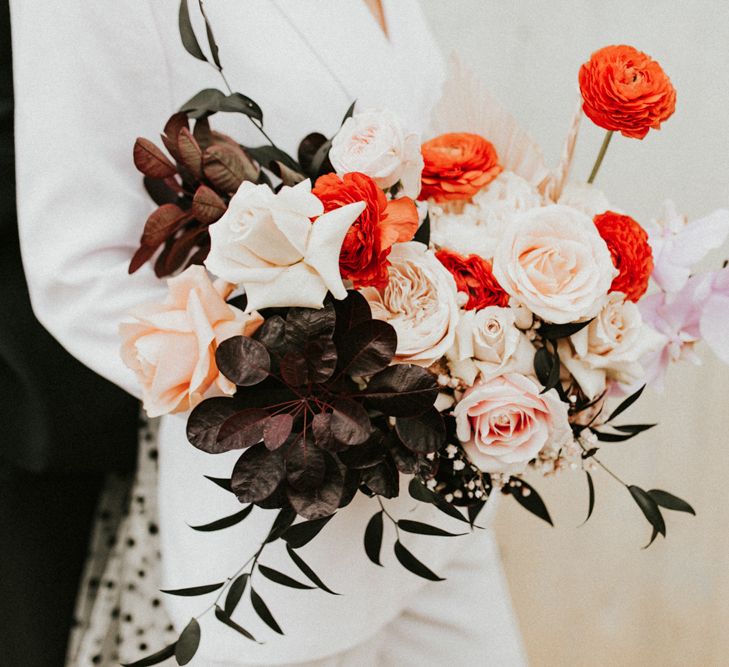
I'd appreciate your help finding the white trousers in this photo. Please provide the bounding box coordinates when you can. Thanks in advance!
[209,528,528,667]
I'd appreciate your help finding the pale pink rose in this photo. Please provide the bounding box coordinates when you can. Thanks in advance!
[557,181,611,217]
[120,265,263,417]
[205,180,365,311]
[559,292,666,399]
[453,373,572,474]
[492,204,617,324]
[361,241,459,367]
[329,109,423,198]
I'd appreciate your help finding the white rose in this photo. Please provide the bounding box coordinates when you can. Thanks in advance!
[492,204,617,324]
[329,109,423,199]
[447,307,535,385]
[205,180,365,311]
[430,170,541,260]
[559,292,667,398]
[361,241,459,367]
[557,181,611,217]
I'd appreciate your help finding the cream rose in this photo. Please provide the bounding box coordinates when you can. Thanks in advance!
[492,204,617,324]
[559,292,666,398]
[557,181,611,217]
[430,170,541,260]
[361,241,459,367]
[205,180,365,311]
[329,109,423,198]
[454,373,572,474]
[120,266,263,418]
[448,307,535,385]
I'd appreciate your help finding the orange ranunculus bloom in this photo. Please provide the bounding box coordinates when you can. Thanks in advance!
[313,172,419,289]
[418,133,502,202]
[578,45,676,140]
[435,248,509,310]
[593,211,654,301]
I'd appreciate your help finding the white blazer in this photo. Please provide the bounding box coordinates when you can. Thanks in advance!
[11,3,509,665]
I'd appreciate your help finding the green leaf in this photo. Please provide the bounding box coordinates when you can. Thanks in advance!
[190,504,253,532]
[179,88,227,119]
[218,93,264,123]
[397,519,466,537]
[538,319,593,340]
[607,384,646,422]
[643,525,661,550]
[265,507,297,544]
[340,100,357,125]
[282,515,334,549]
[174,618,201,665]
[204,476,233,492]
[286,545,339,595]
[214,606,259,642]
[582,471,595,525]
[413,211,430,246]
[393,540,444,582]
[613,423,657,434]
[178,0,207,62]
[160,582,224,597]
[592,429,640,442]
[534,346,560,393]
[197,0,221,68]
[364,511,384,566]
[250,587,283,635]
[467,501,486,527]
[407,479,471,525]
[509,478,553,526]
[224,573,249,618]
[257,564,314,590]
[648,489,696,515]
[629,485,666,537]
[121,642,176,667]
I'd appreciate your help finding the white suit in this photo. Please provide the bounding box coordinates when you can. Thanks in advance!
[11,1,527,664]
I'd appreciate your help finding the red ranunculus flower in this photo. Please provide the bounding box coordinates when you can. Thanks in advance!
[435,248,509,310]
[419,132,502,202]
[578,45,676,140]
[593,211,653,301]
[313,172,419,289]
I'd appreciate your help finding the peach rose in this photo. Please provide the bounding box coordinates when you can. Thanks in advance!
[453,373,572,474]
[578,44,676,140]
[361,241,459,367]
[419,132,502,202]
[492,205,617,324]
[120,265,262,417]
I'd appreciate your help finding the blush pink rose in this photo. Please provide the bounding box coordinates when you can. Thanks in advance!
[453,373,572,474]
[120,265,263,417]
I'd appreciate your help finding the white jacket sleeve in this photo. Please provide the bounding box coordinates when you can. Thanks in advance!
[12,2,176,398]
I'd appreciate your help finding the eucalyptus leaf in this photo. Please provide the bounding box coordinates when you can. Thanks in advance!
[648,489,695,515]
[286,545,339,595]
[190,504,253,532]
[224,573,249,618]
[629,485,666,536]
[160,582,225,597]
[282,515,334,549]
[120,642,176,667]
[607,384,646,422]
[250,588,283,634]
[214,606,259,642]
[397,519,466,537]
[258,564,314,590]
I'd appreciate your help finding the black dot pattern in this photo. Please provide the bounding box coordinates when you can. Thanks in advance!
[65,415,178,665]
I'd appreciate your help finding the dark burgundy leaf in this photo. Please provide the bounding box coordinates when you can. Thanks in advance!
[298,132,328,173]
[364,510,384,566]
[311,412,342,452]
[231,444,285,503]
[140,204,190,246]
[286,435,327,491]
[264,414,294,451]
[193,117,213,149]
[177,127,203,178]
[128,243,158,274]
[155,226,207,277]
[216,336,271,386]
[395,408,446,454]
[162,112,189,159]
[362,364,438,417]
[285,304,336,349]
[393,541,444,582]
[187,397,241,453]
[255,481,288,510]
[361,459,399,498]
[337,320,397,377]
[287,454,344,519]
[269,160,306,187]
[330,398,371,446]
[280,339,337,386]
[203,143,258,193]
[192,184,227,224]
[333,290,372,342]
[217,408,269,451]
[339,467,360,508]
[133,137,177,178]
[282,514,334,549]
[386,431,420,474]
[337,435,385,470]
[254,315,287,354]
[143,176,180,206]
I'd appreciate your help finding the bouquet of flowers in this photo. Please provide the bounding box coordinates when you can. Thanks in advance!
[120,5,729,665]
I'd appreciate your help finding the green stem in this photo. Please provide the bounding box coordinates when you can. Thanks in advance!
[587,130,614,184]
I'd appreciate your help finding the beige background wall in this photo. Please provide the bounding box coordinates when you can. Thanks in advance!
[420,1,729,665]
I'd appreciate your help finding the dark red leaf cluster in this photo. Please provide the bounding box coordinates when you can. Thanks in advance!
[186,291,446,520]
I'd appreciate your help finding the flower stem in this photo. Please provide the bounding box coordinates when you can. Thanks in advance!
[587,130,614,184]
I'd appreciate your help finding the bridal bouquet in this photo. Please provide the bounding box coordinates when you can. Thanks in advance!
[120,4,729,665]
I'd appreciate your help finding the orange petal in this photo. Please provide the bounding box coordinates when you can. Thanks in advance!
[381,197,419,248]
